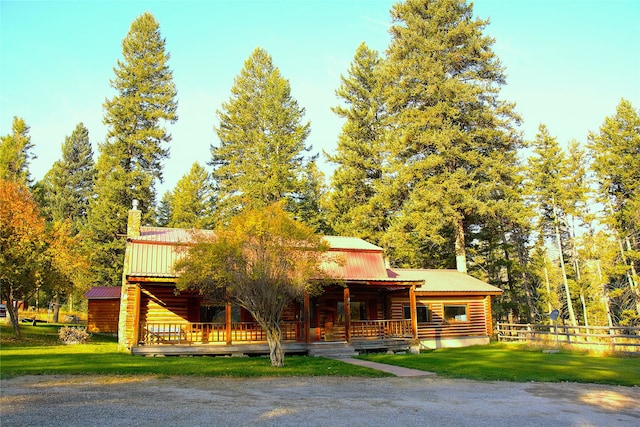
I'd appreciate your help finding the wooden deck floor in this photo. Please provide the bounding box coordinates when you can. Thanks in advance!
[131,338,413,357]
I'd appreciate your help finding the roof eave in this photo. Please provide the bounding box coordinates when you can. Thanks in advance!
[126,275,178,283]
[415,290,503,296]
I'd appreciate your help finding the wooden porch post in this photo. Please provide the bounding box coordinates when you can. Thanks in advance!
[225,300,232,345]
[131,285,141,348]
[409,285,418,340]
[344,287,351,343]
[304,291,311,343]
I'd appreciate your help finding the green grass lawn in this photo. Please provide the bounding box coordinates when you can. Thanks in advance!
[0,324,389,379]
[2,324,638,385]
[359,343,640,387]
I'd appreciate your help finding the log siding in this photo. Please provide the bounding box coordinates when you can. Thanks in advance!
[87,299,120,334]
[392,295,490,341]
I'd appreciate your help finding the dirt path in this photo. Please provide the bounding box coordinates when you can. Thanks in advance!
[1,375,638,426]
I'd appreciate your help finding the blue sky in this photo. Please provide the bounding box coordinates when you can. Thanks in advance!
[1,0,639,198]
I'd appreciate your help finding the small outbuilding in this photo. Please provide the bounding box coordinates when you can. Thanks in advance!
[84,286,121,334]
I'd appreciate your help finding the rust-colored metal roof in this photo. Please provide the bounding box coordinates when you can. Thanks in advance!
[84,286,122,299]
[321,249,390,281]
[389,269,503,294]
[127,229,391,281]
[124,228,499,294]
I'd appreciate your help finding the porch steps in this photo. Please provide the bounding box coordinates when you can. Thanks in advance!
[307,342,359,358]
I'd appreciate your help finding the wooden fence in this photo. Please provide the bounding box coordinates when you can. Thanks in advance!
[496,323,640,353]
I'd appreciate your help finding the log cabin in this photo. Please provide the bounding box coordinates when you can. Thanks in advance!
[112,204,502,356]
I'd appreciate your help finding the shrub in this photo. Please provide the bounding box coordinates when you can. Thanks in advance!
[58,326,91,345]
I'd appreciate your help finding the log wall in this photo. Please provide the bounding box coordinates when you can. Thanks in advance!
[139,284,194,324]
[87,299,120,333]
[391,295,489,339]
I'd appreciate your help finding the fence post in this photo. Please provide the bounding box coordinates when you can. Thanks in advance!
[609,325,617,353]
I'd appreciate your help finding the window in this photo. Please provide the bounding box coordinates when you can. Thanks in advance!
[337,301,367,322]
[201,305,241,322]
[403,305,431,323]
[444,305,468,322]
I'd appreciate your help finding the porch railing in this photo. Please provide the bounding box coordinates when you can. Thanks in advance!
[351,319,413,339]
[140,321,299,345]
[139,319,412,345]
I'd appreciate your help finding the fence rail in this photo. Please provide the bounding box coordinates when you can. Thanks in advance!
[496,323,640,353]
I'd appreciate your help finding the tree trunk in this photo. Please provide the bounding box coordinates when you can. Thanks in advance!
[608,201,640,315]
[596,260,615,329]
[579,290,589,328]
[52,294,60,323]
[553,207,577,326]
[556,231,577,326]
[624,237,640,316]
[454,216,467,274]
[5,291,22,338]
[569,215,584,324]
[543,261,552,314]
[265,322,284,367]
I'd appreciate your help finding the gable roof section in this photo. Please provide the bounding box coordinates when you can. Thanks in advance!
[321,249,389,281]
[129,241,183,278]
[127,227,211,279]
[389,269,503,295]
[126,228,396,282]
[84,286,122,299]
[321,236,392,281]
[134,226,210,243]
[322,236,382,251]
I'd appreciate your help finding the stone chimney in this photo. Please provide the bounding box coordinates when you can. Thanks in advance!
[127,199,141,238]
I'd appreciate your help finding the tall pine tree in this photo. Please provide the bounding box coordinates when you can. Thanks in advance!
[42,123,95,233]
[164,162,215,229]
[325,42,388,244]
[38,123,95,320]
[588,98,640,319]
[380,0,522,271]
[211,47,312,222]
[0,117,35,185]
[156,190,173,227]
[86,12,177,286]
[527,124,578,326]
[296,158,331,234]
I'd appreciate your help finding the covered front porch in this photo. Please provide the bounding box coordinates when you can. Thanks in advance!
[133,318,414,357]
[131,282,419,356]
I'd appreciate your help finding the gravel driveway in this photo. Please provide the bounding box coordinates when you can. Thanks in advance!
[1,375,638,426]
